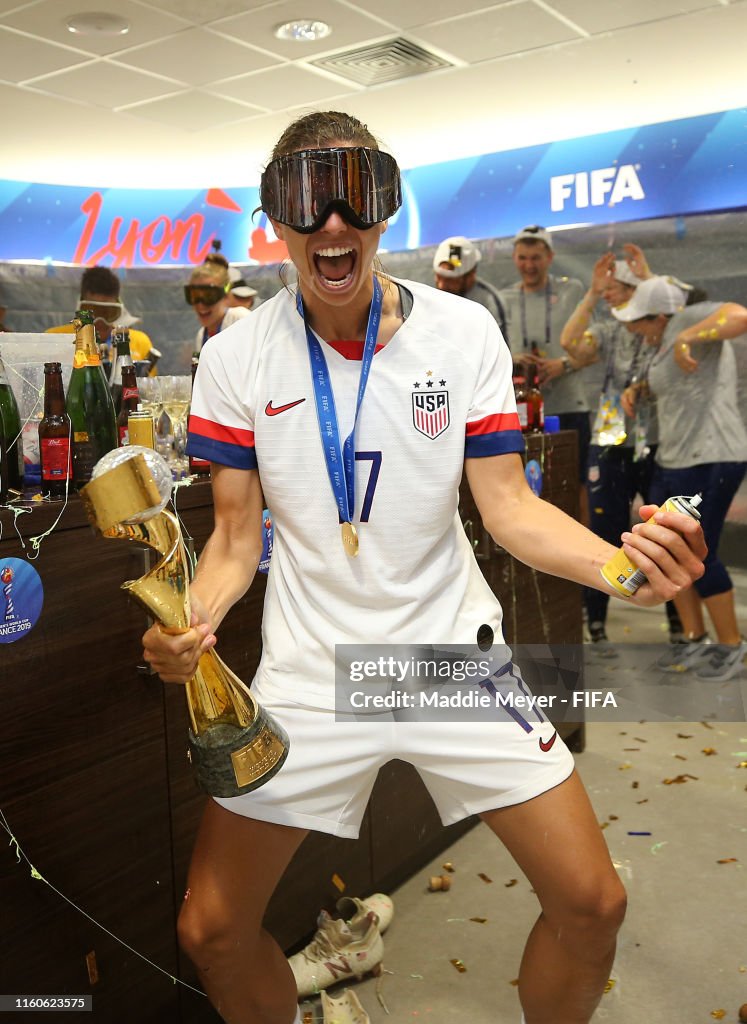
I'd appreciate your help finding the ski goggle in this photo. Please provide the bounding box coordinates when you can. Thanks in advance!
[260,147,402,233]
[184,283,228,307]
[78,298,122,325]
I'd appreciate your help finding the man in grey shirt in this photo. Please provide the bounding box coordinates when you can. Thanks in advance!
[499,225,590,519]
[433,236,507,338]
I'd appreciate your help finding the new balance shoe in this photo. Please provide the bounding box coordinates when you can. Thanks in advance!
[321,989,370,1024]
[336,893,394,934]
[289,910,383,998]
[655,634,711,673]
[694,641,747,682]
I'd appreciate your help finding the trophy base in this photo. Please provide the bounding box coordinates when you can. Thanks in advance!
[188,711,290,798]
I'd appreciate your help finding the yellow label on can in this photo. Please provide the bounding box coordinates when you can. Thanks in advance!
[600,547,646,597]
[127,413,155,449]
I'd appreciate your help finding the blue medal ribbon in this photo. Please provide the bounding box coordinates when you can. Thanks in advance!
[296,276,383,527]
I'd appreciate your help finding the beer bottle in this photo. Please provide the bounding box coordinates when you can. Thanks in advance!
[109,326,134,416]
[526,360,544,433]
[65,310,118,487]
[188,351,210,477]
[38,361,72,498]
[117,364,140,445]
[0,351,24,492]
[513,363,529,434]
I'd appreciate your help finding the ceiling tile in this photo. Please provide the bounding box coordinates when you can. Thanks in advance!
[114,26,280,86]
[211,64,355,110]
[0,26,91,82]
[2,0,187,56]
[141,0,259,25]
[214,0,388,61]
[121,89,264,130]
[28,60,183,107]
[542,0,723,34]
[339,0,522,30]
[414,0,582,63]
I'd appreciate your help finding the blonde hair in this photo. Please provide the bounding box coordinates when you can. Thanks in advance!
[189,252,229,288]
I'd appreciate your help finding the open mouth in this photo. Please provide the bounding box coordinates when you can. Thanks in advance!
[313,245,357,289]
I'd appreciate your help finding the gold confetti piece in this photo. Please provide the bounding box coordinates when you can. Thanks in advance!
[450,959,467,973]
[86,950,99,986]
[701,721,714,730]
[623,748,641,752]
[702,748,717,755]
[663,774,699,784]
[716,857,738,864]
[470,917,488,924]
[636,799,649,804]
[618,763,633,770]
[331,873,345,893]
[442,861,455,872]
[634,738,648,743]
[609,814,619,820]
[604,979,616,993]
[710,1011,726,1020]
[509,978,520,987]
[737,762,747,769]
[505,879,518,887]
[478,872,493,884]
[739,966,747,972]
[677,733,693,739]
[674,754,688,761]
[600,822,609,830]
[632,781,639,789]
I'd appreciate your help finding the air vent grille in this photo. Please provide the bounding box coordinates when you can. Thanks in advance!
[311,37,452,87]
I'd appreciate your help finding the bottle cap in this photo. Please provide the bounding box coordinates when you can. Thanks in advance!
[690,493,702,508]
[544,415,560,433]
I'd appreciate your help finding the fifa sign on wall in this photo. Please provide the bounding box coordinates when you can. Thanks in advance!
[0,107,745,267]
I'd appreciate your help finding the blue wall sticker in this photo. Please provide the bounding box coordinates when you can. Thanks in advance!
[0,557,44,644]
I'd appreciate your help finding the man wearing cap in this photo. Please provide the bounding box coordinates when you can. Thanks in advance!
[433,236,506,337]
[613,276,747,681]
[47,265,159,374]
[499,226,589,516]
[227,267,259,311]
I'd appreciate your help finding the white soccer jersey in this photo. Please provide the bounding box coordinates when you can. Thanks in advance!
[187,278,524,709]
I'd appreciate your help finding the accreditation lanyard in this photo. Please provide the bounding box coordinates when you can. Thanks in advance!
[519,282,552,353]
[296,276,382,528]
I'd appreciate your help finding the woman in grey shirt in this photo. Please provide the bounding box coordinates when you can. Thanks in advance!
[614,276,747,681]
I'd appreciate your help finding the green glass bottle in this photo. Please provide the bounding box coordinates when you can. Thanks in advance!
[0,350,24,492]
[65,310,118,487]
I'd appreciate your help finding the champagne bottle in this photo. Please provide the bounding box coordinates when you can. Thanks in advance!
[0,351,24,492]
[39,362,72,498]
[65,311,118,487]
[188,351,210,476]
[117,364,140,445]
[109,326,134,416]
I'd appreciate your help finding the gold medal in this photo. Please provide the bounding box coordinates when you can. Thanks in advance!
[341,521,359,557]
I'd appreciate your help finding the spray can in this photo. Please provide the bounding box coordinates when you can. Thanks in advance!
[127,408,156,449]
[600,494,702,598]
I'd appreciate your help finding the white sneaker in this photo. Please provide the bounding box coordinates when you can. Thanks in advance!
[321,989,370,1024]
[289,910,383,998]
[655,635,711,673]
[694,641,747,681]
[336,893,394,934]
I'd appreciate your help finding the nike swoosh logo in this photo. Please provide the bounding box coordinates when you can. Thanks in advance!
[539,731,558,752]
[265,398,306,417]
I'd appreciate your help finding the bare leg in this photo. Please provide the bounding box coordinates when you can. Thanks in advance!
[481,771,626,1024]
[703,588,742,645]
[177,800,308,1024]
[672,585,706,637]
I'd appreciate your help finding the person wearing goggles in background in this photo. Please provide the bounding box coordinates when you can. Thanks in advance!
[143,110,706,1024]
[185,250,250,351]
[46,265,159,375]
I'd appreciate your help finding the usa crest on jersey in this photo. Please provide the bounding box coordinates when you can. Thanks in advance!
[412,390,450,439]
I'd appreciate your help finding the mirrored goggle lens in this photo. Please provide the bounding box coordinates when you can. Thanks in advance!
[184,284,226,306]
[260,147,402,233]
[78,299,122,324]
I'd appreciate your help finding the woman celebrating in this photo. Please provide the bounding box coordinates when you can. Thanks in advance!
[145,112,705,1024]
[185,250,250,350]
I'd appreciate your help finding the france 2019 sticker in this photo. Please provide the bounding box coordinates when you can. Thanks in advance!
[0,557,44,644]
[258,509,274,575]
[525,459,543,497]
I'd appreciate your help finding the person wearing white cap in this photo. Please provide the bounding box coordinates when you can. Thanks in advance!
[499,225,589,518]
[227,266,259,310]
[558,246,687,648]
[613,277,747,680]
[433,236,506,336]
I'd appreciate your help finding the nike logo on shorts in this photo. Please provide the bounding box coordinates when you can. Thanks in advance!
[265,398,306,416]
[539,731,558,752]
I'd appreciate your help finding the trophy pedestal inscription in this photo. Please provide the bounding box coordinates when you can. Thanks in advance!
[81,450,289,797]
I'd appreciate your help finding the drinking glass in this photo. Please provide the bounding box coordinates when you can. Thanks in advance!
[160,375,192,476]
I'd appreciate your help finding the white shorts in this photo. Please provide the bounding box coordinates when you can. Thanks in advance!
[214,690,575,838]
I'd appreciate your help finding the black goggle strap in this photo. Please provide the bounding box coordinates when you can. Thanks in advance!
[260,147,402,229]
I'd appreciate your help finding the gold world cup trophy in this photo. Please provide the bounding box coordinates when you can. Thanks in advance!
[80,447,289,797]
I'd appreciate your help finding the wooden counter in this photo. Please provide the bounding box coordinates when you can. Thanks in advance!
[0,430,582,1023]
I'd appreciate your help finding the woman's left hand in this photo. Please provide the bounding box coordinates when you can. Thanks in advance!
[674,336,699,373]
[619,504,706,607]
